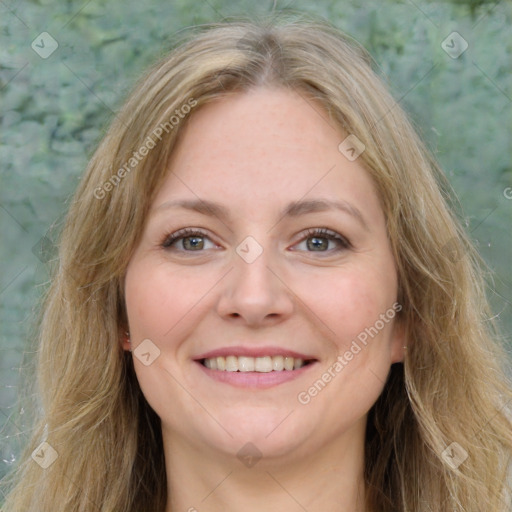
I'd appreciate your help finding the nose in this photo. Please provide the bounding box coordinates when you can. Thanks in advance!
[216,242,294,327]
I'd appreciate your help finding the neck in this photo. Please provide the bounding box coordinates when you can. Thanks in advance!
[163,421,368,512]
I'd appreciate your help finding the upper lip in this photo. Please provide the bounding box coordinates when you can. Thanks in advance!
[194,345,317,360]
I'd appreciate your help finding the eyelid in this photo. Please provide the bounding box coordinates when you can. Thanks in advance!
[291,227,352,253]
[161,226,351,253]
[161,227,214,249]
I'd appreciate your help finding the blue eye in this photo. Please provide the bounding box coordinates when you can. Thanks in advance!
[161,227,351,253]
[294,228,351,253]
[162,228,215,251]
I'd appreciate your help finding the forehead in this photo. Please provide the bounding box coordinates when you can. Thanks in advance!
[173,87,341,168]
[152,87,382,224]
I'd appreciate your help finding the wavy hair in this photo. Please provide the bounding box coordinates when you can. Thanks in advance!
[2,14,511,512]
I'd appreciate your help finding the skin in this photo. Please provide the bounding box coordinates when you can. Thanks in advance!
[123,87,406,512]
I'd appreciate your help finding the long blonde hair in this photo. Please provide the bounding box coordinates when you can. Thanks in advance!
[2,15,511,512]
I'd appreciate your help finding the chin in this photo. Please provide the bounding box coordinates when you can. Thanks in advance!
[204,411,314,461]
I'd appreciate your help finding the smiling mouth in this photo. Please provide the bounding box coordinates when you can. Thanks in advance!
[201,355,316,372]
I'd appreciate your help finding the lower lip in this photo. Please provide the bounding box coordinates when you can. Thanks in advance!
[194,360,318,389]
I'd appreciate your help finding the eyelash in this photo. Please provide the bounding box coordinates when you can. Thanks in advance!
[300,227,351,250]
[161,227,351,254]
[161,228,210,250]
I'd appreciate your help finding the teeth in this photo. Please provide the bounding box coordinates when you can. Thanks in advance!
[216,356,226,371]
[254,356,272,372]
[225,356,238,372]
[202,355,308,372]
[272,355,284,371]
[238,356,255,372]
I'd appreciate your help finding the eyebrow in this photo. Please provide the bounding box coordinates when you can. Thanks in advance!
[153,198,369,231]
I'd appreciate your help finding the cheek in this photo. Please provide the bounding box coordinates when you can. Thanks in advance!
[124,261,210,417]
[124,260,211,341]
[295,270,398,425]
[293,266,396,349]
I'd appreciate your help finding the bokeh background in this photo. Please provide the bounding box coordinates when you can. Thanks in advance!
[1,0,511,495]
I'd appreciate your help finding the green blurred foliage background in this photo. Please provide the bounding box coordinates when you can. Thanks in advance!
[0,0,511,489]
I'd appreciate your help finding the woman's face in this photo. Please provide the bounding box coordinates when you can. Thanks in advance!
[124,87,405,462]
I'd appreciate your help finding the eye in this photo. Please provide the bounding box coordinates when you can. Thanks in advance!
[161,228,218,252]
[161,227,351,254]
[292,228,351,253]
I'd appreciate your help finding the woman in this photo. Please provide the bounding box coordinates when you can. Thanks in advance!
[2,15,511,512]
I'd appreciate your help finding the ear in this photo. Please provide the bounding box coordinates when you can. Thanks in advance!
[390,319,407,363]
[119,326,131,352]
